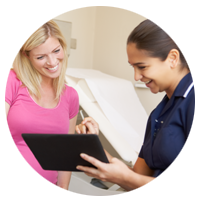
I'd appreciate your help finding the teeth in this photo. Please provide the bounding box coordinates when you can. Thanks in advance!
[48,64,58,71]
[145,80,151,84]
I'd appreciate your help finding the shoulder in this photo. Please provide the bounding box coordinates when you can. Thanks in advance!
[64,85,79,97]
[6,69,22,88]
[62,84,79,103]
[7,69,21,84]
[8,69,17,79]
[63,85,79,118]
[182,86,195,120]
[180,84,194,114]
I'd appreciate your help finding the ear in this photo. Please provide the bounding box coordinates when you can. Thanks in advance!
[167,49,180,69]
[22,51,29,59]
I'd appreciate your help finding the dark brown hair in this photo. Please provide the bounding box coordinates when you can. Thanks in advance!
[127,19,188,69]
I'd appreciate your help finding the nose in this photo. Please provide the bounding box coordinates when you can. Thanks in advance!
[46,54,57,66]
[134,68,143,81]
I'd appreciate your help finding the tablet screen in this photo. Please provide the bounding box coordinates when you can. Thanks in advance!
[22,134,109,171]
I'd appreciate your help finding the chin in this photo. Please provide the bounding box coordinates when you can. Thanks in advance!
[50,73,61,79]
[150,88,159,94]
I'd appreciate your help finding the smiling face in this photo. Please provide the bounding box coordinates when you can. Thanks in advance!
[127,43,179,97]
[28,36,64,83]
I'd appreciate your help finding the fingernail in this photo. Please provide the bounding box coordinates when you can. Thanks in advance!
[80,153,85,158]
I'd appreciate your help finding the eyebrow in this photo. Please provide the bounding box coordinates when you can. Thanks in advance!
[34,45,61,56]
[128,62,146,66]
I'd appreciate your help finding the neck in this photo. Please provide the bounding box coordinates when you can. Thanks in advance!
[41,76,54,88]
[166,68,190,99]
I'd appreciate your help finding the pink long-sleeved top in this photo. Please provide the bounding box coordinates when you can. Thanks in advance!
[6,69,79,184]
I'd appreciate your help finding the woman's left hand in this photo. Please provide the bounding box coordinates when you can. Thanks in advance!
[40,188,67,196]
[76,153,131,184]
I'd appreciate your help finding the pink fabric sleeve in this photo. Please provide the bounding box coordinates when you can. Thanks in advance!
[68,87,79,119]
[5,70,21,105]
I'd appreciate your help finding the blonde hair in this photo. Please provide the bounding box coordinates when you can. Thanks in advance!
[13,20,68,99]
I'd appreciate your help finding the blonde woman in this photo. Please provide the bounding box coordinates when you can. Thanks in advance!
[5,20,79,189]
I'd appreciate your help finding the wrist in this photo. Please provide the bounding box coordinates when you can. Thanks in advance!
[123,169,141,191]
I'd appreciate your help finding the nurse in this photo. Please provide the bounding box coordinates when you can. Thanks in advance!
[75,19,195,190]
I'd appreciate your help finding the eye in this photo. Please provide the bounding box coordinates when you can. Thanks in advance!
[37,56,44,60]
[54,49,60,53]
[138,66,146,69]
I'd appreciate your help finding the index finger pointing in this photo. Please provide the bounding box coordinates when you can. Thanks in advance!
[80,153,103,169]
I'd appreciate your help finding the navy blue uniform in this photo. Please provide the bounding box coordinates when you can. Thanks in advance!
[139,72,195,177]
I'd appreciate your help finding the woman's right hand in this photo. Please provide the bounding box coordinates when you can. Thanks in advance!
[75,117,99,135]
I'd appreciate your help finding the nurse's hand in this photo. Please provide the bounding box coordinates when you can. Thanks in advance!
[76,153,131,185]
[75,117,99,135]
[40,188,67,196]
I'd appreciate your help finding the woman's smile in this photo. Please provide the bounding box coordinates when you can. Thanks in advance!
[143,79,152,87]
[45,63,59,72]
[28,36,64,81]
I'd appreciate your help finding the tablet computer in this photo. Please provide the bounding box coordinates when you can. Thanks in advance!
[22,134,109,171]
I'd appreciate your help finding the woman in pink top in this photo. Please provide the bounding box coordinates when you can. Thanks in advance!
[5,20,79,189]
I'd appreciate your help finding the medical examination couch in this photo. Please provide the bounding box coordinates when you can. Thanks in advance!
[65,68,148,195]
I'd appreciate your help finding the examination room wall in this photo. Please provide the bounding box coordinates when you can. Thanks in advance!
[54,7,165,115]
[93,6,192,114]
[54,7,97,70]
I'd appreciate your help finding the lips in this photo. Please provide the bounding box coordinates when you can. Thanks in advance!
[144,80,152,87]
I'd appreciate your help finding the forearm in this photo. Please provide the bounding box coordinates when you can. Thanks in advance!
[57,171,72,190]
[104,153,141,195]
[124,173,192,196]
[119,166,141,196]
[104,149,141,195]
[119,184,141,196]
